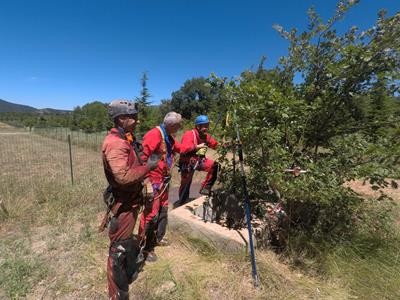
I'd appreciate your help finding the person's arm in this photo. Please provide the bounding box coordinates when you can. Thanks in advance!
[179,130,197,154]
[172,137,181,154]
[206,134,218,149]
[105,140,149,186]
[141,128,161,163]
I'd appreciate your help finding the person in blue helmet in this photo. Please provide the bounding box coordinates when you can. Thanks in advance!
[176,115,219,206]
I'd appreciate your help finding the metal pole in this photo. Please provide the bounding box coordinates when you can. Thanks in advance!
[232,149,236,193]
[234,109,259,287]
[68,134,74,185]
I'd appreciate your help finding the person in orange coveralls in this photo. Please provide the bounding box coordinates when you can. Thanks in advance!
[138,112,182,262]
[101,99,159,300]
[177,115,218,207]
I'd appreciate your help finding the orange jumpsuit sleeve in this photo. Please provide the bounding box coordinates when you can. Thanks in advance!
[105,139,149,186]
[206,134,218,149]
[173,138,181,154]
[180,130,197,154]
[141,128,161,163]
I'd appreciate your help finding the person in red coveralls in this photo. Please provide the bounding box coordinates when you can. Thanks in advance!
[139,112,182,262]
[101,100,159,300]
[177,115,219,207]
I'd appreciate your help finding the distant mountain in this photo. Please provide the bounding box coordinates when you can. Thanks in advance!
[0,99,70,114]
[37,108,70,114]
[0,99,38,113]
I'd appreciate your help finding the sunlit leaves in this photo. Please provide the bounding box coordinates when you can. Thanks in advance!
[214,4,399,244]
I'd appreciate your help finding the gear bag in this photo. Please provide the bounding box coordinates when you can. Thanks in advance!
[98,185,116,232]
[103,185,115,209]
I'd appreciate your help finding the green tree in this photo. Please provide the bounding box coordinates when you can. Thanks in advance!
[70,101,110,132]
[170,77,223,119]
[216,2,400,245]
[135,72,159,133]
[136,72,152,117]
[159,98,173,118]
[274,2,399,151]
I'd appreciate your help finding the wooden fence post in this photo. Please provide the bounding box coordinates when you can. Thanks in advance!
[68,134,74,185]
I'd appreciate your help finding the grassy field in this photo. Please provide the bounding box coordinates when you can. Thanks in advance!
[1,122,399,299]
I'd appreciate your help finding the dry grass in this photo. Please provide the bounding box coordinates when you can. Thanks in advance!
[0,122,104,202]
[122,234,348,300]
[2,123,398,299]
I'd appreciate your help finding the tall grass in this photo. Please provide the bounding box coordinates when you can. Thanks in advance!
[326,234,400,299]
[0,124,105,208]
[1,122,399,299]
[0,245,48,299]
[284,195,400,299]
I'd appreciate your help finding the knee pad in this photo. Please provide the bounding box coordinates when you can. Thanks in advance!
[110,237,144,285]
[126,236,145,283]
[110,246,129,292]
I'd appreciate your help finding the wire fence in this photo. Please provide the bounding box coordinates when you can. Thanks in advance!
[0,123,106,199]
[0,122,212,211]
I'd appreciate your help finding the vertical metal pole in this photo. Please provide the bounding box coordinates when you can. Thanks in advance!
[232,149,236,193]
[68,134,74,185]
[234,109,259,287]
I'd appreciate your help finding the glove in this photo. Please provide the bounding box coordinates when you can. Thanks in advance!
[147,153,160,170]
[196,147,207,157]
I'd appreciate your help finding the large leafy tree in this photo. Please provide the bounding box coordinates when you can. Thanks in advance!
[274,1,400,150]
[169,77,224,120]
[216,1,400,244]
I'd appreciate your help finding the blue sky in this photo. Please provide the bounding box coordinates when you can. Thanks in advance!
[0,0,398,110]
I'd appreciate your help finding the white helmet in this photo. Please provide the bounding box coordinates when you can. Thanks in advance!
[108,100,138,120]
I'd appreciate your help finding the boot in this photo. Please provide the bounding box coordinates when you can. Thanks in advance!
[157,237,170,246]
[144,250,158,262]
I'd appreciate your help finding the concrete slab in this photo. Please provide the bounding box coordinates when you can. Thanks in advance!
[168,196,249,252]
[168,183,202,208]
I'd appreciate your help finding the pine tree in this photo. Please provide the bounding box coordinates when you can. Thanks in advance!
[136,72,151,118]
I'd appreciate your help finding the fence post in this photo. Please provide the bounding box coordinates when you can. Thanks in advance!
[68,134,74,185]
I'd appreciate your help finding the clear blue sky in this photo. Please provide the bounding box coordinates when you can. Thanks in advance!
[0,0,398,110]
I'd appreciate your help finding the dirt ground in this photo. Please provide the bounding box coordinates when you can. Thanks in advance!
[346,179,400,202]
